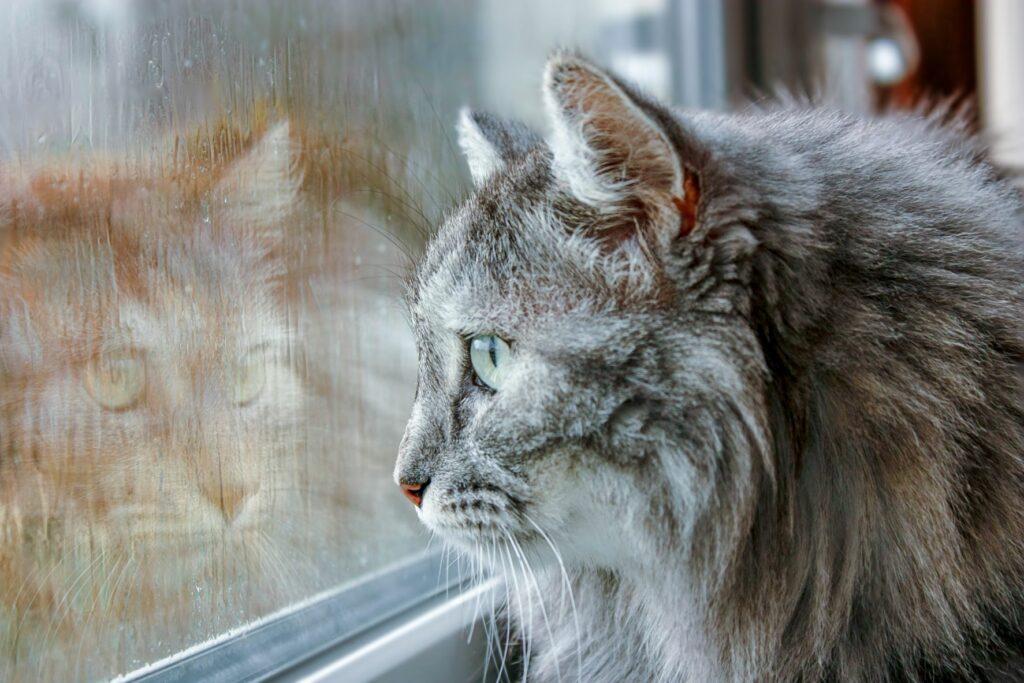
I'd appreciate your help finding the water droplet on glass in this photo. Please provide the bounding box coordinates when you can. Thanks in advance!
[147,59,164,89]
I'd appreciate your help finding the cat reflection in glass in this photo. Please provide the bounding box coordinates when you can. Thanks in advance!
[0,124,306,679]
[396,54,1024,681]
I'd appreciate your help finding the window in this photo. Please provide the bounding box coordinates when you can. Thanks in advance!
[0,2,693,681]
[0,2,449,680]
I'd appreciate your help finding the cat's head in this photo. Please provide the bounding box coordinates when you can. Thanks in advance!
[395,54,787,567]
[0,123,306,606]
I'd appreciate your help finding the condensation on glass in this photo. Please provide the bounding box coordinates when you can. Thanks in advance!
[0,1,656,680]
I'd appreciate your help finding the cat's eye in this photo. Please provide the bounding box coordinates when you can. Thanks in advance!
[83,352,146,410]
[232,348,268,406]
[469,335,512,390]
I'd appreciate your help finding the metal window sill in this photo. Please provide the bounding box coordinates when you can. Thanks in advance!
[124,552,499,683]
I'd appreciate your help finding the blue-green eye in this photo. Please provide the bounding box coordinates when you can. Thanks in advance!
[469,335,511,390]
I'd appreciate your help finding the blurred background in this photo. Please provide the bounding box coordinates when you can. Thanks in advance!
[0,1,1020,681]
[3,1,1022,166]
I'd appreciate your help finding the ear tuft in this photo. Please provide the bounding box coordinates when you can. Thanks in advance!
[455,109,542,187]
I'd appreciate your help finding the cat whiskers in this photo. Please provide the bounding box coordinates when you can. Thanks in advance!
[100,551,135,626]
[509,531,564,683]
[445,528,534,682]
[484,531,515,683]
[254,529,288,595]
[428,531,447,593]
[333,205,417,267]
[491,536,524,679]
[525,513,583,682]
[492,533,514,683]
[481,533,498,681]
[40,545,110,662]
[468,532,487,647]
[74,552,127,669]
[257,526,312,600]
[460,531,508,682]
[8,538,60,643]
[336,142,442,229]
[366,132,458,210]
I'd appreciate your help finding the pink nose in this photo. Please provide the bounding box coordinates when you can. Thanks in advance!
[400,480,428,507]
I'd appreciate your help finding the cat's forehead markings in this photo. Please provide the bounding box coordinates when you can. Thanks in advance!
[414,158,557,329]
[118,300,168,344]
[416,218,482,321]
[116,298,287,358]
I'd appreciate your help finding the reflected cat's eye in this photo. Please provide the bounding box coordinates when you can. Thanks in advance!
[83,352,146,410]
[233,348,268,406]
[469,334,511,390]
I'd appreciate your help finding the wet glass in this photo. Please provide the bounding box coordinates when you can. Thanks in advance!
[0,1,669,680]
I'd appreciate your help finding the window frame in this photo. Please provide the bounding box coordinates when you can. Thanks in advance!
[122,551,497,683]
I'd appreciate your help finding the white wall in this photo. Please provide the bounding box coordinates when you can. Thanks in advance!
[980,0,1024,172]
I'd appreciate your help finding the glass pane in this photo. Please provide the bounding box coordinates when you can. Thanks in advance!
[0,1,647,680]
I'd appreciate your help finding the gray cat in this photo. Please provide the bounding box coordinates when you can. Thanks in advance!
[394,52,1024,682]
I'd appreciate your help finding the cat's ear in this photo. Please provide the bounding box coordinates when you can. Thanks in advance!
[212,120,302,244]
[542,53,700,247]
[456,108,542,186]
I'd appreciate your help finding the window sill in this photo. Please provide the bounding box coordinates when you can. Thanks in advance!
[123,552,497,683]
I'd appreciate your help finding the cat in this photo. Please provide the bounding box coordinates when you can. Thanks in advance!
[395,52,1024,681]
[0,121,310,681]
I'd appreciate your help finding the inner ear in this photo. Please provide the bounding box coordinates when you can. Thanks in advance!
[673,170,701,238]
[543,53,683,209]
[591,170,699,252]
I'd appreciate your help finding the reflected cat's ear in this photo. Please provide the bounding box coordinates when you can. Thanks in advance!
[456,108,542,186]
[542,52,701,247]
[213,120,302,244]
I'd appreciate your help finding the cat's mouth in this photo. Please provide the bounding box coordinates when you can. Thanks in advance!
[420,484,525,547]
[13,508,273,583]
[104,501,267,545]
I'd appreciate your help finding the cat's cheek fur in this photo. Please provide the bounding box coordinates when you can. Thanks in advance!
[526,456,646,567]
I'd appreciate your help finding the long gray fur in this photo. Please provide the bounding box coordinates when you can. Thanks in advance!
[395,52,1024,682]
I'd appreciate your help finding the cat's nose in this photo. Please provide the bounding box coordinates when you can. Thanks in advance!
[209,483,258,522]
[399,479,429,507]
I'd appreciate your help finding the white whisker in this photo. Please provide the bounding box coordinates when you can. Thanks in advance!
[527,513,583,681]
[509,532,561,683]
[493,535,514,683]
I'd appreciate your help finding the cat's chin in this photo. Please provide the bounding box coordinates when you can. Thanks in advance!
[423,514,543,559]
[431,523,518,548]
[419,507,528,548]
[43,505,284,587]
[107,497,270,539]
[139,526,262,550]
[420,502,526,552]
